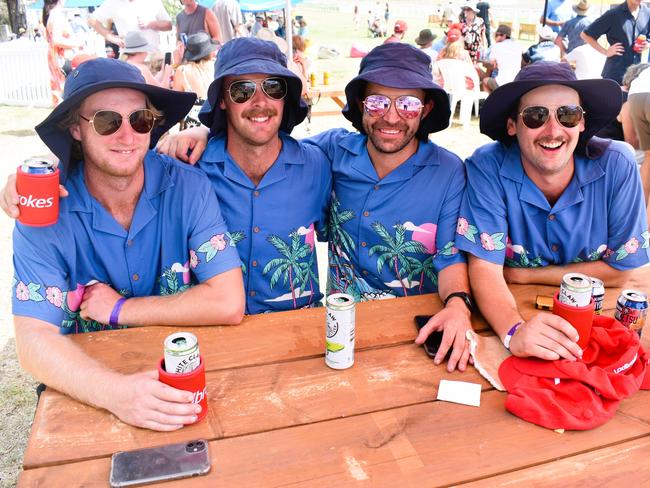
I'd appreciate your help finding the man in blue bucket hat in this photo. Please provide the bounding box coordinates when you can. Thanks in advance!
[456,61,650,361]
[157,41,473,372]
[11,58,244,431]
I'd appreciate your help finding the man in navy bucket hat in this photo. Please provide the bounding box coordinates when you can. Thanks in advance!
[456,61,650,362]
[158,41,474,372]
[11,58,244,431]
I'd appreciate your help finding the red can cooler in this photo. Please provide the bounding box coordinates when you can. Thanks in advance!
[158,355,208,424]
[553,291,595,349]
[16,161,60,227]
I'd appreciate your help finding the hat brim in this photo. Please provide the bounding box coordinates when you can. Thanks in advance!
[184,42,218,62]
[35,81,196,166]
[199,58,308,134]
[480,78,622,154]
[342,68,451,138]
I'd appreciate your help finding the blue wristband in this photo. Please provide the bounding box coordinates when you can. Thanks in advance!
[503,321,523,350]
[109,297,127,327]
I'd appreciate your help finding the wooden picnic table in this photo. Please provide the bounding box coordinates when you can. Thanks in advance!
[18,268,650,486]
[307,83,346,117]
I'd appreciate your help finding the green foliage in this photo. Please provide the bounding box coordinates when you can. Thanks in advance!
[162,0,183,20]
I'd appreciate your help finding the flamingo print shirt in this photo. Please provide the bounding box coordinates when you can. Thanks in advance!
[306,129,465,302]
[456,141,650,269]
[198,133,331,314]
[12,152,241,333]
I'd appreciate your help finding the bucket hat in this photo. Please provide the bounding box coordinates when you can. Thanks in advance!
[573,0,590,14]
[35,58,196,168]
[415,28,437,46]
[120,30,156,54]
[479,61,622,156]
[184,31,218,62]
[199,37,307,135]
[460,2,479,13]
[342,43,450,139]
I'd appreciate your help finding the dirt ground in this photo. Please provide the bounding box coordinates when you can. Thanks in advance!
[0,102,489,487]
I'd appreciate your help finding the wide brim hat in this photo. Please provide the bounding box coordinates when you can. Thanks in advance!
[460,2,479,13]
[256,27,289,54]
[35,58,196,168]
[342,42,450,139]
[184,31,218,62]
[121,30,156,54]
[415,29,437,46]
[573,0,590,14]
[199,37,307,135]
[480,61,622,156]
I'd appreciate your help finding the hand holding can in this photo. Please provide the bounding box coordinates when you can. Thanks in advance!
[16,159,59,227]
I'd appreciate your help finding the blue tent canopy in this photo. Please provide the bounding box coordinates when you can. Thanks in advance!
[198,0,303,11]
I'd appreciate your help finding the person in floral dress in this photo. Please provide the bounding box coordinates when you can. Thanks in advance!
[459,3,486,63]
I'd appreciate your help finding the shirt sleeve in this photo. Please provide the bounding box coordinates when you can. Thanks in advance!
[12,225,68,328]
[91,0,113,24]
[602,149,650,269]
[583,10,612,40]
[455,146,509,265]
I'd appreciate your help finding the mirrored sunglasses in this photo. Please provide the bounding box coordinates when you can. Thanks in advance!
[519,105,585,129]
[362,94,424,119]
[227,77,288,104]
[79,108,158,136]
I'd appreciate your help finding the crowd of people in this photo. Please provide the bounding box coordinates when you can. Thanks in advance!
[1,0,649,432]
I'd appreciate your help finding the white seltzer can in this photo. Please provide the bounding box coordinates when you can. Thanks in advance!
[325,293,356,370]
[164,332,201,374]
[559,272,592,307]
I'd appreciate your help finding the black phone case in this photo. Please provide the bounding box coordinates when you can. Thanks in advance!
[414,315,448,359]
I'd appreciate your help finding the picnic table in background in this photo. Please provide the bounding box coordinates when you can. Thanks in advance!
[18,268,650,486]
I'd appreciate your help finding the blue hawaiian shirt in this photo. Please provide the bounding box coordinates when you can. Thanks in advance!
[198,132,331,314]
[456,141,650,269]
[12,151,241,334]
[306,129,466,301]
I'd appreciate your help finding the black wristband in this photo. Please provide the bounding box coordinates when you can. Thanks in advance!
[443,291,474,313]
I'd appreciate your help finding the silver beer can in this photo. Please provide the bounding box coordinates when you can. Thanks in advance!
[559,272,592,307]
[590,278,605,315]
[325,293,356,370]
[164,332,201,374]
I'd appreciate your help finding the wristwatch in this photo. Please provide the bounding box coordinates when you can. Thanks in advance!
[443,291,474,313]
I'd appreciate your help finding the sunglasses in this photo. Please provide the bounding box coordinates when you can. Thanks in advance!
[518,105,585,129]
[79,108,158,136]
[362,94,424,119]
[227,77,288,104]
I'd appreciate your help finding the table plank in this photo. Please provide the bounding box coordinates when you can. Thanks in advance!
[18,391,650,487]
[23,343,491,468]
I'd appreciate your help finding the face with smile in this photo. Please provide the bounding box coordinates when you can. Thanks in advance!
[220,73,285,148]
[69,87,151,180]
[506,84,585,182]
[361,82,431,157]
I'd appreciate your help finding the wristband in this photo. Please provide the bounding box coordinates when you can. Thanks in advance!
[109,297,127,327]
[503,321,523,350]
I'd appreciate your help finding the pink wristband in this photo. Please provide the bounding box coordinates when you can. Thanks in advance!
[503,321,523,350]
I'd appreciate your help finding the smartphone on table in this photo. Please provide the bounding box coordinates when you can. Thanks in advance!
[414,314,451,360]
[109,439,211,487]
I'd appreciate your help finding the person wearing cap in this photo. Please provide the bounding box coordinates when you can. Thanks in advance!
[459,2,486,63]
[580,0,649,85]
[383,19,407,44]
[437,27,472,63]
[555,0,592,57]
[481,24,522,94]
[414,28,439,61]
[305,43,472,372]
[522,25,561,65]
[11,58,245,430]
[456,61,650,361]
[120,30,171,88]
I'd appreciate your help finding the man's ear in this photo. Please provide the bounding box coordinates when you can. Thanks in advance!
[421,99,434,119]
[506,117,517,137]
[69,123,81,142]
[219,96,226,110]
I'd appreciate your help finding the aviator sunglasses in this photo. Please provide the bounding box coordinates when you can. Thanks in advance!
[518,104,585,129]
[227,77,288,104]
[362,94,424,119]
[78,108,158,136]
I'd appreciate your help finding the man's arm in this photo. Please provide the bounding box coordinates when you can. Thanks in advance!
[469,255,583,361]
[14,316,200,430]
[142,19,172,32]
[503,260,633,287]
[87,17,124,47]
[157,126,210,165]
[80,267,244,326]
[204,8,222,43]
[555,35,567,57]
[580,31,624,57]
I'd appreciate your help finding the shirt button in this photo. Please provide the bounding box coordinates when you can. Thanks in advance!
[362,270,368,276]
[374,185,379,191]
[253,190,260,197]
[253,226,260,233]
[127,239,133,246]
[548,214,556,221]
[363,211,370,217]
[252,260,258,267]
[132,273,139,281]
[361,241,367,247]
[249,290,256,297]
[551,244,558,252]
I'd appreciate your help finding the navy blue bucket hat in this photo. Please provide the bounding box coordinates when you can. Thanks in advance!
[199,37,308,134]
[480,61,622,156]
[343,43,450,140]
[35,58,196,168]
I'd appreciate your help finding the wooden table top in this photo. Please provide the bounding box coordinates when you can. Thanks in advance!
[18,268,650,486]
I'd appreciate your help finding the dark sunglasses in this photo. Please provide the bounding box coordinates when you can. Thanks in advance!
[518,104,585,129]
[227,77,288,104]
[362,94,424,119]
[79,108,158,136]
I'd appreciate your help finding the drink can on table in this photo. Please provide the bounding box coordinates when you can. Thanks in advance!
[559,272,592,307]
[164,332,201,374]
[590,278,605,315]
[326,293,355,370]
[615,289,648,338]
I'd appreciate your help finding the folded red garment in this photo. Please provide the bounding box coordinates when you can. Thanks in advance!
[498,315,650,430]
